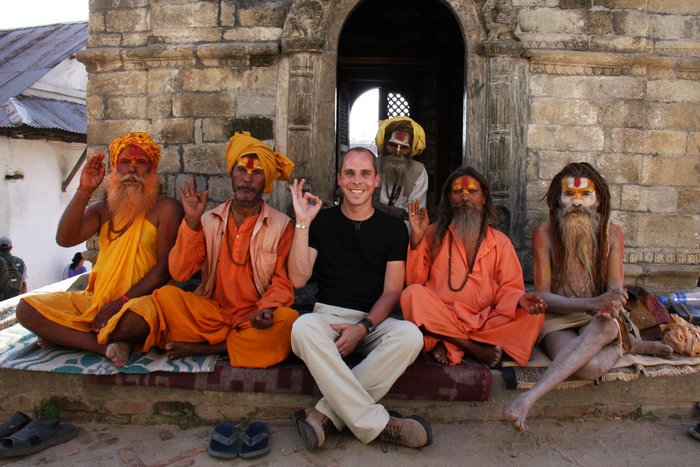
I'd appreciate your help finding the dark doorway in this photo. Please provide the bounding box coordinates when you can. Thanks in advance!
[336,0,465,212]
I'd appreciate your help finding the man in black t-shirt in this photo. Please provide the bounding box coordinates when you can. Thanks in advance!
[288,148,432,452]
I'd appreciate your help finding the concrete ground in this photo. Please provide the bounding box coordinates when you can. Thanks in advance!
[0,414,698,466]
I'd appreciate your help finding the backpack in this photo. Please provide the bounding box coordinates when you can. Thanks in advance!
[0,255,23,300]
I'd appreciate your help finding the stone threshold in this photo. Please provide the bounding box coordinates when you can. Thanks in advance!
[1,366,697,426]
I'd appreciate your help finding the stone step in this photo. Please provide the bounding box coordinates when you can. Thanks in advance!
[1,367,697,426]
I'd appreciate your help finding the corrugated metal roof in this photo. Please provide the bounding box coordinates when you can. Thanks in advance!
[0,22,87,134]
[0,96,86,134]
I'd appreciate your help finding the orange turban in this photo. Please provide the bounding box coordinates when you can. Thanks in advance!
[375,116,426,157]
[108,132,161,168]
[225,132,295,193]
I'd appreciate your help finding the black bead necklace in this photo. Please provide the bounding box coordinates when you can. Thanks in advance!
[447,231,483,292]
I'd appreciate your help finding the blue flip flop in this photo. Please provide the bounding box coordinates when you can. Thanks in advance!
[689,423,700,441]
[0,418,78,457]
[207,421,240,459]
[239,421,270,459]
[0,412,32,439]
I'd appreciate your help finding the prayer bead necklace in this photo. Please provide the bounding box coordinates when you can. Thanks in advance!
[107,218,133,241]
[447,231,482,292]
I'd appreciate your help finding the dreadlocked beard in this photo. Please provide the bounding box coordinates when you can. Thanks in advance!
[381,156,408,194]
[557,206,600,285]
[105,171,160,223]
[452,204,482,247]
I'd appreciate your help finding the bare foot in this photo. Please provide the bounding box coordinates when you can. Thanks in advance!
[431,341,450,365]
[464,341,502,367]
[165,341,212,359]
[105,342,131,368]
[503,393,533,432]
[35,337,54,349]
[630,339,673,358]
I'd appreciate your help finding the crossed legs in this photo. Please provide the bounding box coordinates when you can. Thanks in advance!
[16,300,149,368]
[291,303,423,444]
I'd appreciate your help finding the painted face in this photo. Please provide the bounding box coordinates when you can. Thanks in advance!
[235,155,264,175]
[560,176,598,209]
[337,150,379,207]
[116,145,152,177]
[449,175,485,209]
[385,130,411,158]
[231,154,265,204]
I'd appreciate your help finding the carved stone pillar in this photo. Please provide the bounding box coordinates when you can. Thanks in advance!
[476,40,529,251]
[287,54,315,184]
[280,0,335,201]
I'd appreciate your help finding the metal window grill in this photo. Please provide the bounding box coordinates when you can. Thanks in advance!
[386,92,410,118]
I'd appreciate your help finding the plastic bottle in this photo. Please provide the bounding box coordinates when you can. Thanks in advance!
[658,292,700,307]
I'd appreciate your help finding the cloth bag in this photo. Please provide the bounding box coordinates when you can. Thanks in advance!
[623,286,670,331]
[660,314,700,357]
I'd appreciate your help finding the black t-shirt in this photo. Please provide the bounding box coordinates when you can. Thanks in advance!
[309,205,408,312]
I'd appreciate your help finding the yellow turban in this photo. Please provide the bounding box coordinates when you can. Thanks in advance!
[375,116,426,157]
[225,131,295,193]
[108,132,161,168]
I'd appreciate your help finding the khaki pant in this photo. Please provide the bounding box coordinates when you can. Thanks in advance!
[291,303,423,443]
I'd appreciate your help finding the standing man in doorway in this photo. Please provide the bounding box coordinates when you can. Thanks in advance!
[373,116,428,221]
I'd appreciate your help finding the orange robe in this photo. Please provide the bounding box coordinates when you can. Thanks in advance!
[126,210,297,368]
[23,215,158,344]
[401,225,544,366]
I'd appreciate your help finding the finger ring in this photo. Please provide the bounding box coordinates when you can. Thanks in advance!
[185,194,190,197]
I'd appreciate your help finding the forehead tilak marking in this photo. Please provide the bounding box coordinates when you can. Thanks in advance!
[563,176,591,190]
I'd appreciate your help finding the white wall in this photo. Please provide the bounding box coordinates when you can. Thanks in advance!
[22,56,87,104]
[0,137,87,289]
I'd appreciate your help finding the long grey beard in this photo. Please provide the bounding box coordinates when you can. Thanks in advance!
[381,156,408,194]
[557,207,600,282]
[452,206,482,247]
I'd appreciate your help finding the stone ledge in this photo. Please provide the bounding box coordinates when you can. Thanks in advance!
[1,366,697,426]
[528,49,700,73]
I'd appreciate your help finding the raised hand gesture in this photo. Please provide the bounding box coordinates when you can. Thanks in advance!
[408,199,430,249]
[178,178,208,230]
[289,178,322,227]
[79,153,106,194]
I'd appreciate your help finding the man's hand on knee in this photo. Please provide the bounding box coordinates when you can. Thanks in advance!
[250,308,275,329]
[330,323,366,357]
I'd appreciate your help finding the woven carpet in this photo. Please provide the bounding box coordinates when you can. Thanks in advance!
[501,347,700,390]
[92,353,493,401]
[0,324,218,375]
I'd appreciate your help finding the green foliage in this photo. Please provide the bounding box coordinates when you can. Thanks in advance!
[36,398,61,419]
[630,406,660,422]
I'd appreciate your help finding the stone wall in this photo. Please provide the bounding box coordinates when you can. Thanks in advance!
[516,0,700,286]
[80,0,292,204]
[77,0,700,288]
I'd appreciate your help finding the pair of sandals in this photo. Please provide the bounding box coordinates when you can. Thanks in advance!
[0,412,78,457]
[208,420,270,459]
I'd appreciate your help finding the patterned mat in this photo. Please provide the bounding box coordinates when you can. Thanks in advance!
[501,347,700,390]
[92,353,494,401]
[0,324,218,375]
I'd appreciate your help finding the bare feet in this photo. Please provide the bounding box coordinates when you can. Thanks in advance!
[431,341,450,365]
[105,342,131,368]
[630,339,673,358]
[464,341,502,367]
[503,393,534,432]
[165,341,212,359]
[35,337,54,349]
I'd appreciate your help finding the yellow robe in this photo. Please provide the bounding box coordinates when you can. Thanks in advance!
[23,215,158,342]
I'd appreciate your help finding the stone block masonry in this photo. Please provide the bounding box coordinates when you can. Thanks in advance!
[76,1,699,288]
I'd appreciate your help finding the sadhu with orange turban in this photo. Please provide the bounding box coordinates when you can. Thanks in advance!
[225,131,295,193]
[108,132,161,168]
